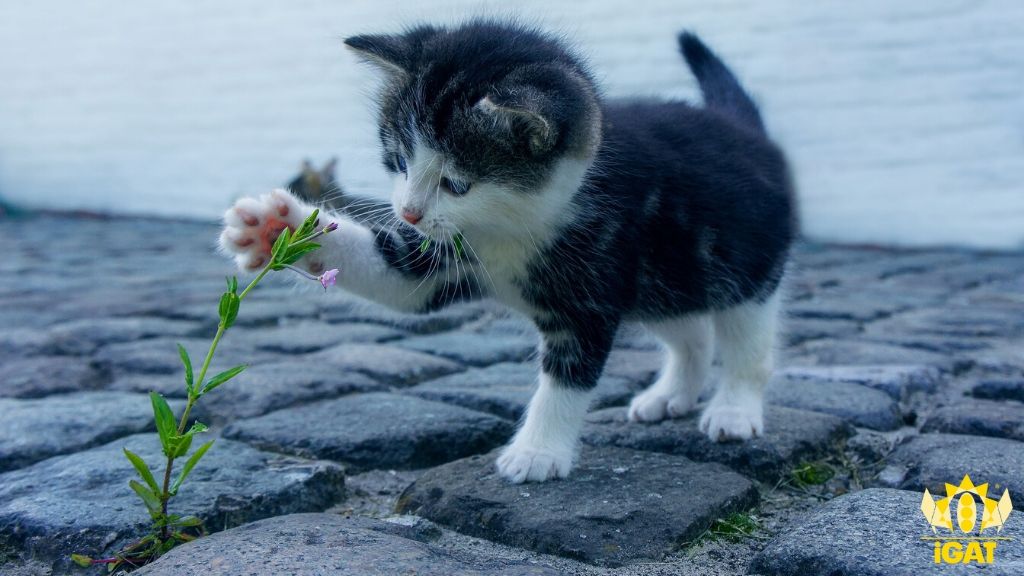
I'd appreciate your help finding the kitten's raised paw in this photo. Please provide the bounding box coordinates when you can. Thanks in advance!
[628,390,695,422]
[699,400,763,442]
[495,444,573,483]
[219,189,307,271]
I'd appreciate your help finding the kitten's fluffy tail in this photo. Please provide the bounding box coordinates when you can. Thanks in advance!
[678,32,766,135]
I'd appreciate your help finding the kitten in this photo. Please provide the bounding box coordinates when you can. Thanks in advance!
[219,20,795,483]
[287,158,338,207]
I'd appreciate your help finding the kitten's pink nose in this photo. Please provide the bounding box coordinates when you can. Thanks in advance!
[402,209,422,225]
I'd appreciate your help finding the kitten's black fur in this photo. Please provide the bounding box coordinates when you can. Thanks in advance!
[347,21,795,390]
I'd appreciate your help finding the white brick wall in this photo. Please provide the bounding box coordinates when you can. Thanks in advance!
[0,0,1021,248]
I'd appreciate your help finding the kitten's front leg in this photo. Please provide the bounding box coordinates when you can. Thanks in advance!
[496,324,616,483]
[219,189,455,312]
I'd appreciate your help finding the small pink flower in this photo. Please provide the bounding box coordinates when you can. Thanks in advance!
[319,269,339,290]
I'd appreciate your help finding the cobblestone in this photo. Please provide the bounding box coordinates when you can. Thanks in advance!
[779,364,943,400]
[766,377,902,431]
[222,393,514,472]
[307,343,464,386]
[397,447,758,566]
[190,361,384,424]
[45,317,202,356]
[136,513,561,576]
[752,488,1024,576]
[395,331,537,366]
[972,378,1024,403]
[405,362,638,421]
[0,433,345,573]
[2,214,1024,575]
[921,398,1024,442]
[582,406,851,482]
[887,433,1024,506]
[0,391,180,472]
[0,356,105,398]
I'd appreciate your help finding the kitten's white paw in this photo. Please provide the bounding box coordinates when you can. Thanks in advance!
[628,389,695,422]
[495,444,573,484]
[219,189,308,271]
[699,397,763,441]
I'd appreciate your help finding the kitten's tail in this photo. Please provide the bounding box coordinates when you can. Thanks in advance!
[678,31,766,135]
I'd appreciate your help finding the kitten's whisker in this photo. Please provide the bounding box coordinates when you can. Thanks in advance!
[404,228,445,302]
[459,232,496,297]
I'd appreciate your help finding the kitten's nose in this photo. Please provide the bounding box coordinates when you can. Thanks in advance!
[401,209,422,225]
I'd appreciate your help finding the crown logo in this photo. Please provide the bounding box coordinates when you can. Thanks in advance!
[921,474,1013,533]
[921,474,1013,565]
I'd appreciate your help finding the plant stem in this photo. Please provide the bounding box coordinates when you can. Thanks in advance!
[238,266,271,302]
[157,264,271,539]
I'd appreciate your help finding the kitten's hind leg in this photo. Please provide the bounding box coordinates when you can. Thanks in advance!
[701,291,781,441]
[628,314,713,422]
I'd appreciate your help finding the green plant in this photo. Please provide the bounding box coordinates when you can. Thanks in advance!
[72,210,337,572]
[419,232,465,259]
[791,461,835,487]
[708,511,762,542]
[686,510,764,554]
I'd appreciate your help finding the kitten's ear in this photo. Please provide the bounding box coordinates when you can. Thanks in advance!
[322,157,338,181]
[476,93,558,156]
[344,34,409,75]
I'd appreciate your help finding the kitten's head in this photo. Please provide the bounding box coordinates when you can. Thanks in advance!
[345,20,601,241]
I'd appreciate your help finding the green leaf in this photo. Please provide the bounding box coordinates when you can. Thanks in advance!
[230,275,238,293]
[201,365,246,395]
[218,291,230,320]
[150,392,177,457]
[226,294,240,328]
[453,233,465,260]
[123,448,160,494]
[177,344,193,390]
[129,479,162,518]
[270,227,292,261]
[293,208,320,241]
[170,421,209,457]
[159,538,177,554]
[171,440,214,495]
[218,291,240,328]
[70,554,93,567]
[280,242,321,266]
[172,432,193,458]
[419,237,432,253]
[173,515,203,528]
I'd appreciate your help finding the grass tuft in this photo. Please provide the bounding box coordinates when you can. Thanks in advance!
[791,461,835,487]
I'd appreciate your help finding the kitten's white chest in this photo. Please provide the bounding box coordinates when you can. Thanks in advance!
[468,238,538,316]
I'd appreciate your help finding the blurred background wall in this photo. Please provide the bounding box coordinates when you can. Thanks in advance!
[0,0,1021,248]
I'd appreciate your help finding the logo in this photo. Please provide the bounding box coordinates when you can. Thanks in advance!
[921,474,1013,564]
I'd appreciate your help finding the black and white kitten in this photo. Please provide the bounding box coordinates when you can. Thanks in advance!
[220,20,795,483]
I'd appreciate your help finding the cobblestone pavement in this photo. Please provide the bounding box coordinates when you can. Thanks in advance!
[1,214,1023,575]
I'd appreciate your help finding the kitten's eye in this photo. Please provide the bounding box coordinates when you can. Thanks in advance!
[394,153,408,176]
[440,177,471,196]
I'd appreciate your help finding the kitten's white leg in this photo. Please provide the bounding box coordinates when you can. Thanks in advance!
[629,314,713,422]
[700,291,781,441]
[496,373,591,483]
[219,189,451,312]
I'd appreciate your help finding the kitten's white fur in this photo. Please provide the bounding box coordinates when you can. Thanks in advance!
[496,372,590,483]
[629,314,713,422]
[700,292,780,440]
[628,294,778,441]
